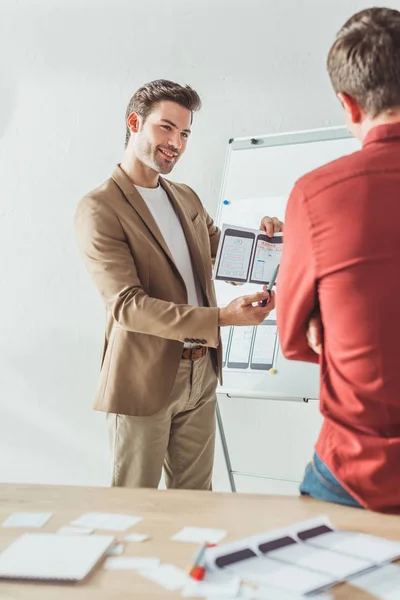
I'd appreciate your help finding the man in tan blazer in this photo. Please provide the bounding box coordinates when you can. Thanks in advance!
[75,79,282,490]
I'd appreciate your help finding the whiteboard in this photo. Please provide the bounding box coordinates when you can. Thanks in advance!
[216,126,360,400]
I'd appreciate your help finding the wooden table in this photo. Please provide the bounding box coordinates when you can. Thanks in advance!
[0,483,398,599]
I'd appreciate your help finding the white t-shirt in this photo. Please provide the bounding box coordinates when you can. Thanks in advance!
[134,184,204,314]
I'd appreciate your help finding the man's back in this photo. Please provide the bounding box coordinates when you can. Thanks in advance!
[278,123,400,512]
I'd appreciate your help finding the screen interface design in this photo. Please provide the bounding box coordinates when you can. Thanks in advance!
[250,321,278,370]
[249,234,282,285]
[221,325,233,368]
[216,229,255,283]
[227,326,255,369]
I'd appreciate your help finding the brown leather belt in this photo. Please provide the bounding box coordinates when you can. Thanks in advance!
[182,346,208,360]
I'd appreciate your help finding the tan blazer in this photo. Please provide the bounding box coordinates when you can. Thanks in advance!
[75,165,222,416]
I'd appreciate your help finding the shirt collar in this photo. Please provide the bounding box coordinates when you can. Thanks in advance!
[363,122,400,148]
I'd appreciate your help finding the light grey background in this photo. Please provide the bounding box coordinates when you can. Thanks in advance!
[0,0,395,490]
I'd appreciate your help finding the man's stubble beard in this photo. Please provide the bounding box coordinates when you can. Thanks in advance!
[141,141,175,175]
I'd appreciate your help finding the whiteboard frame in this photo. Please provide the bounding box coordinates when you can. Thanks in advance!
[215,125,352,226]
[230,125,352,151]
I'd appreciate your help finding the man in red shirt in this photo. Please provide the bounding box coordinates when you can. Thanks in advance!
[277,7,400,513]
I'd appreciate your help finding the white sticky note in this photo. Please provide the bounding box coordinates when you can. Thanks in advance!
[70,512,142,531]
[138,563,190,591]
[2,512,53,528]
[104,556,160,570]
[182,571,240,597]
[172,526,227,544]
[124,533,150,542]
[106,542,125,556]
[57,526,94,536]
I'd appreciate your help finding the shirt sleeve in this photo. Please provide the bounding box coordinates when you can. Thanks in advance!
[277,183,319,363]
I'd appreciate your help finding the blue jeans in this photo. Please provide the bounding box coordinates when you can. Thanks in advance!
[300,453,362,508]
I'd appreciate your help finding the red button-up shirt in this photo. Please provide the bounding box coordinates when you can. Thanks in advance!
[278,123,400,513]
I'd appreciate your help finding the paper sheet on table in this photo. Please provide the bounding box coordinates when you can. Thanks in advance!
[237,585,333,599]
[104,556,159,570]
[106,542,125,556]
[2,512,53,528]
[222,556,334,596]
[351,563,400,600]
[182,570,240,597]
[138,563,190,591]
[57,526,93,536]
[172,526,227,544]
[302,529,400,565]
[124,533,150,542]
[205,515,400,575]
[240,516,375,580]
[70,512,142,531]
[0,533,114,582]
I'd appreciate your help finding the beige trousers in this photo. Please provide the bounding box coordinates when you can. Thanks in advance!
[107,353,218,490]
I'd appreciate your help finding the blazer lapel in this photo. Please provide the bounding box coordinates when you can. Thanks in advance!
[111,165,208,299]
[111,165,178,271]
[160,178,208,298]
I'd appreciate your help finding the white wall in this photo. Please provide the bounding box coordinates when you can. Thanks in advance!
[0,0,397,488]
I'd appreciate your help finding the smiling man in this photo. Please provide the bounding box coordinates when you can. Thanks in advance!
[75,80,281,490]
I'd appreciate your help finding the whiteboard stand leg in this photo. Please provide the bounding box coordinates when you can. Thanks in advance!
[216,401,236,493]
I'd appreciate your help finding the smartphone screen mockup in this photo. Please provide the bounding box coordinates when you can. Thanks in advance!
[250,321,278,371]
[216,229,256,283]
[227,326,255,369]
[221,326,233,368]
[249,233,282,285]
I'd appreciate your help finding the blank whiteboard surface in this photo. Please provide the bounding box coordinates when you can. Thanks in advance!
[216,127,360,399]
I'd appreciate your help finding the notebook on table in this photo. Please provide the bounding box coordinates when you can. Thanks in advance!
[0,533,114,583]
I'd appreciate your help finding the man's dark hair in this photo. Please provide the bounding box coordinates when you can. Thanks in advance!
[124,79,201,147]
[327,7,400,117]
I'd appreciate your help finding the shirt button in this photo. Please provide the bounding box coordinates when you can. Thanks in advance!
[195,339,201,344]
[201,339,207,344]
[184,338,190,343]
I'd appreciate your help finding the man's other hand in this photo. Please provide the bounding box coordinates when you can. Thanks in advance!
[219,290,276,327]
[259,216,284,238]
[307,313,323,355]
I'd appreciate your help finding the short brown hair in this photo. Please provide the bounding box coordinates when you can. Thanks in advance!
[124,79,201,147]
[327,7,400,117]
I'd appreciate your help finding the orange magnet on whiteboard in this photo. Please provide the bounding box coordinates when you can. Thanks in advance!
[269,368,277,374]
